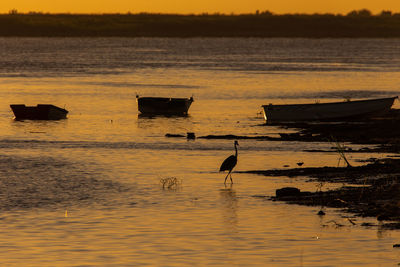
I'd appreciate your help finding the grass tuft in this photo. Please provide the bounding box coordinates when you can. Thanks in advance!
[330,136,352,168]
[160,177,182,190]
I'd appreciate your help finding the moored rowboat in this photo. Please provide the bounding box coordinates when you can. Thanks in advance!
[10,104,68,120]
[262,97,398,124]
[136,95,194,115]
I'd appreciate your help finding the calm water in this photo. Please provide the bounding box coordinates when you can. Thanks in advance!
[0,37,400,266]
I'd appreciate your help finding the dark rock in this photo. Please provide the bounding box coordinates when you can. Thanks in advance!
[317,210,326,216]
[276,187,301,198]
[165,133,185,138]
[377,214,391,221]
[187,132,196,139]
[198,134,274,140]
[361,222,376,227]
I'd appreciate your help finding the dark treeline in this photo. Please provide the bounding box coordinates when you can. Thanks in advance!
[1,10,400,37]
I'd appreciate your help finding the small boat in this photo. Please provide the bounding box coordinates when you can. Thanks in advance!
[262,96,398,124]
[136,95,194,115]
[10,104,68,120]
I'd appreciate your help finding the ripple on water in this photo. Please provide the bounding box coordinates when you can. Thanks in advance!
[0,155,128,211]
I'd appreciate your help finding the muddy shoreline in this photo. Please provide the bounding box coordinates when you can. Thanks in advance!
[245,158,400,227]
[248,109,400,227]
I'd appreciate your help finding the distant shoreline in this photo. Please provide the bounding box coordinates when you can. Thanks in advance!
[1,12,400,38]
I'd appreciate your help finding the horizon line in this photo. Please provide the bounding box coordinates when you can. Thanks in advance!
[2,8,399,16]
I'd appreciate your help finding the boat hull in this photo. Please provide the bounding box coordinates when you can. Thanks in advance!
[137,97,193,115]
[10,104,68,120]
[262,97,398,124]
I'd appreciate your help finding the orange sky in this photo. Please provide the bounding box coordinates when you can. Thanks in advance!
[2,0,400,14]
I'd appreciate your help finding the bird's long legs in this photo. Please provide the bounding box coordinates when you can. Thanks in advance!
[224,170,233,184]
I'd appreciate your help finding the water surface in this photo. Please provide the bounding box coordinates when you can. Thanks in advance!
[0,37,400,266]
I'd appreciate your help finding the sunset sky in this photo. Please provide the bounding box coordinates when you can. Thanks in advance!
[2,0,400,14]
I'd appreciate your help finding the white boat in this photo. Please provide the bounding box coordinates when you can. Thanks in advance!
[262,96,398,124]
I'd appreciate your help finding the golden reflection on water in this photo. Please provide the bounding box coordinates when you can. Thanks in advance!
[219,186,238,230]
[0,38,399,265]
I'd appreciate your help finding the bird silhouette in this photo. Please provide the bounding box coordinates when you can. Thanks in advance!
[219,140,239,184]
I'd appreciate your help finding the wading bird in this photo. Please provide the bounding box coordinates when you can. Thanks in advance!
[220,140,239,184]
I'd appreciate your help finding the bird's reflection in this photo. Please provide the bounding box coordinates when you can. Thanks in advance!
[377,222,392,239]
[219,185,238,230]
